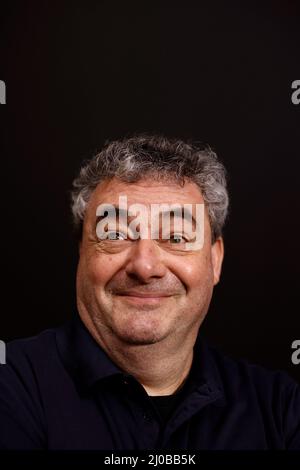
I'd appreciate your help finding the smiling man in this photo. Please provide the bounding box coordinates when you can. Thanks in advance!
[0,134,299,450]
[76,175,222,397]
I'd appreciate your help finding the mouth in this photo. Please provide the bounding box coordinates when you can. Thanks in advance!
[115,291,173,305]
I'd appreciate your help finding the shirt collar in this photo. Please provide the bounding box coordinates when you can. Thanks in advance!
[191,331,225,401]
[56,312,225,401]
[56,313,123,389]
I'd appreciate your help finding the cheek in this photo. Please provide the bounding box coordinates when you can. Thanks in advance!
[172,253,213,291]
[83,253,120,286]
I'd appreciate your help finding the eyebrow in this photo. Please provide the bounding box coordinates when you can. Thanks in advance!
[95,206,197,227]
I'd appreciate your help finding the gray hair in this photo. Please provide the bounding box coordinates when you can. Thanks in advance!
[70,134,229,242]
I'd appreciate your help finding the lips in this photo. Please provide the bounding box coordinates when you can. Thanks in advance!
[116,291,173,298]
[115,291,173,306]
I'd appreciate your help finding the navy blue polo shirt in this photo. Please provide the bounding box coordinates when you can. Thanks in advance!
[0,313,299,450]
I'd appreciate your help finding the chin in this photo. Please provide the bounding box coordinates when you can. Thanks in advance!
[114,324,167,346]
[119,336,159,346]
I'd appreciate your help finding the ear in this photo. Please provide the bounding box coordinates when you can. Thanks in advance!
[211,236,224,285]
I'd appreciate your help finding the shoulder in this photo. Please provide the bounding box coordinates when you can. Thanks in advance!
[2,327,60,376]
[206,342,300,449]
[0,327,62,449]
[0,326,61,395]
[208,343,299,394]
[0,323,71,401]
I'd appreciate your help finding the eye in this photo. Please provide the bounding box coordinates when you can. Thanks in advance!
[106,231,127,240]
[169,234,187,244]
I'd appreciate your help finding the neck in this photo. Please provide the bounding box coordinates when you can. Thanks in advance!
[81,312,197,396]
[104,339,195,396]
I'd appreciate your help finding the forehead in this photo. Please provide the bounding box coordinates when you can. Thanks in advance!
[88,176,204,209]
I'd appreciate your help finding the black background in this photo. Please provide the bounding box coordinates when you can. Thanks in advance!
[0,1,299,382]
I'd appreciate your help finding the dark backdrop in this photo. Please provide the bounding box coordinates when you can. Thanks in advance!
[0,1,299,382]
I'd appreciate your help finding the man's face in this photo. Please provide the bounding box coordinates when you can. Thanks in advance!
[76,177,224,348]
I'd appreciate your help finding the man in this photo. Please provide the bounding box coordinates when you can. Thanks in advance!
[0,134,299,449]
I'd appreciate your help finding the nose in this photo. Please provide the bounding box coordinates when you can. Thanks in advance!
[125,239,167,282]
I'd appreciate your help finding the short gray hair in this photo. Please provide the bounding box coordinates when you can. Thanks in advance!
[70,133,229,242]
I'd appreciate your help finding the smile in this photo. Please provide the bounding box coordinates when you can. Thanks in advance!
[115,292,172,304]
